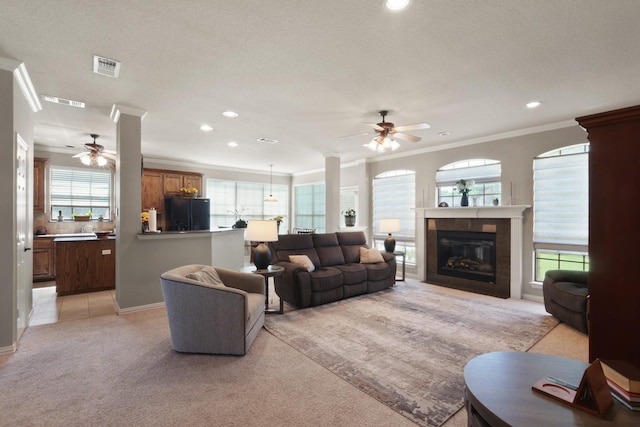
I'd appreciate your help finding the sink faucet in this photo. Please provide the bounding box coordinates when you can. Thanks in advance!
[81,225,86,233]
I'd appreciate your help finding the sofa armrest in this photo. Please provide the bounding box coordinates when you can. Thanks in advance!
[381,252,396,262]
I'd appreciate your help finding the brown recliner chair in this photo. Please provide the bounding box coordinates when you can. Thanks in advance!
[542,269,589,334]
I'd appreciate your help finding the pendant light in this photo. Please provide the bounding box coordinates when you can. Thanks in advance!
[265,164,277,202]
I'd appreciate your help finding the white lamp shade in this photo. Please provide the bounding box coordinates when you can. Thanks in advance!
[379,218,401,233]
[246,220,278,242]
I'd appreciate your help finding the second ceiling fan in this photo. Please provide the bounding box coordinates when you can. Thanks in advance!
[346,111,431,152]
[72,134,116,166]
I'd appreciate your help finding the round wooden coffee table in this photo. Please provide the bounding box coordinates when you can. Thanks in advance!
[464,352,639,426]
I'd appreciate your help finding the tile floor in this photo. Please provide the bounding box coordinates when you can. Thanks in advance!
[30,282,116,326]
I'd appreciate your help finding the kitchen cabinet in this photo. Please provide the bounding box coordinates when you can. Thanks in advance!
[33,237,55,281]
[34,158,47,213]
[55,237,115,295]
[141,168,203,210]
[142,169,164,212]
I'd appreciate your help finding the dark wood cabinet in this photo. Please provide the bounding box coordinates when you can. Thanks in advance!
[162,172,184,195]
[576,105,640,369]
[33,237,55,281]
[55,238,116,296]
[33,158,47,213]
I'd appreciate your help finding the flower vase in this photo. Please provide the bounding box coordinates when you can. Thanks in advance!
[461,193,469,207]
[142,223,149,233]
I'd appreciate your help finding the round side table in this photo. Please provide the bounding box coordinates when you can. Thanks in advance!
[240,265,285,314]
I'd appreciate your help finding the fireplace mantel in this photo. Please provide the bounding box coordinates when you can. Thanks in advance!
[416,205,530,219]
[417,205,531,298]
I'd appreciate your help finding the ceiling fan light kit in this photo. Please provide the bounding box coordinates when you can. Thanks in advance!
[361,110,429,153]
[74,134,114,167]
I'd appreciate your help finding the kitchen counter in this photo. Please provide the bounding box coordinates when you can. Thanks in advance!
[55,237,116,295]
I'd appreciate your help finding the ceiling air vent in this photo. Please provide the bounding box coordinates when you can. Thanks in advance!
[42,95,85,108]
[93,55,121,78]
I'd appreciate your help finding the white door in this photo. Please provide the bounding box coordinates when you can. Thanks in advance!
[16,133,29,337]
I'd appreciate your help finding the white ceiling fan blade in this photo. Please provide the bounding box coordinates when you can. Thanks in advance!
[102,152,116,160]
[364,122,385,131]
[338,132,371,139]
[393,132,421,142]
[103,149,116,154]
[394,123,431,132]
[72,152,88,158]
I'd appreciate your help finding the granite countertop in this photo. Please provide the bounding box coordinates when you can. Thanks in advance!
[53,236,116,242]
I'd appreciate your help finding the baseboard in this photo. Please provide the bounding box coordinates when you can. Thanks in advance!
[523,292,544,303]
[0,342,17,356]
[116,301,165,315]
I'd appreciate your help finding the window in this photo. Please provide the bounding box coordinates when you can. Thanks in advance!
[436,159,501,206]
[340,186,358,224]
[294,183,325,233]
[372,170,415,265]
[206,179,289,230]
[49,166,112,220]
[533,143,589,280]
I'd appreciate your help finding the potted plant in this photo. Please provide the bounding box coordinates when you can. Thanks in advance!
[229,207,248,228]
[72,210,92,221]
[342,209,356,227]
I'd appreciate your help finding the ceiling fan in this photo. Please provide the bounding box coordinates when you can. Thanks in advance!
[342,111,431,152]
[72,134,116,166]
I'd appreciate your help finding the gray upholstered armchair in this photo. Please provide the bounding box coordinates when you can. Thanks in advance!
[160,264,265,355]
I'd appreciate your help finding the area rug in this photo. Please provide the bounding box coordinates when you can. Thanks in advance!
[264,281,559,427]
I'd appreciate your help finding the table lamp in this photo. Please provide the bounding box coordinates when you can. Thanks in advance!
[379,218,401,253]
[246,220,279,270]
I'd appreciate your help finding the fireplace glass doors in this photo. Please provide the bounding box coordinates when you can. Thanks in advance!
[437,230,496,282]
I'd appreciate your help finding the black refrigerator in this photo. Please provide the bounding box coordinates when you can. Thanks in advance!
[164,196,211,231]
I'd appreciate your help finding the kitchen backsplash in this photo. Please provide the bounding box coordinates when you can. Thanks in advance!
[34,212,115,235]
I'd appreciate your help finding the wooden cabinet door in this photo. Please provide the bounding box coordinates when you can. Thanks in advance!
[183,175,202,193]
[163,173,183,195]
[33,158,47,213]
[142,170,164,212]
[33,238,54,281]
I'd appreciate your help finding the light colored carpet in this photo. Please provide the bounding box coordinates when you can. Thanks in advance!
[264,281,559,427]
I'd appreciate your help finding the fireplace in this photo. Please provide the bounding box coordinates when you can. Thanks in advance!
[437,230,496,283]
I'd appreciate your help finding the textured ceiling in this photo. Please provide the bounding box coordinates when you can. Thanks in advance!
[2,1,640,175]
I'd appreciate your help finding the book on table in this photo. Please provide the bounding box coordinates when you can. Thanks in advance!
[610,392,640,411]
[607,379,640,403]
[600,359,640,394]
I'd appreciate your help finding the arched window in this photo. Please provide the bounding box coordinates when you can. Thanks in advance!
[372,170,415,265]
[436,159,501,206]
[533,143,589,280]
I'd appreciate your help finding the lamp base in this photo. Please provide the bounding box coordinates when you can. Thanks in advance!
[253,242,272,270]
[384,234,396,253]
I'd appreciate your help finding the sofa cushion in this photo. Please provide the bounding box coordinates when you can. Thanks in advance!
[363,261,392,281]
[309,267,343,292]
[360,247,384,264]
[549,281,589,312]
[313,233,346,267]
[289,254,316,272]
[186,266,225,287]
[334,263,367,285]
[270,234,321,266]
[337,231,367,263]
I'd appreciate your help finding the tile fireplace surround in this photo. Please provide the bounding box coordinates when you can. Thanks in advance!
[418,206,530,299]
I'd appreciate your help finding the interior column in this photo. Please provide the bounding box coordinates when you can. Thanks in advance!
[325,154,341,232]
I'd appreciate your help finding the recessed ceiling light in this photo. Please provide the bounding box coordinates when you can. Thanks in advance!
[228,141,238,147]
[222,111,238,118]
[437,131,451,137]
[386,0,410,11]
[525,101,542,109]
[200,124,213,132]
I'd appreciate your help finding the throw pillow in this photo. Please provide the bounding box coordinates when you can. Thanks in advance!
[359,247,384,264]
[289,254,316,272]
[186,266,225,287]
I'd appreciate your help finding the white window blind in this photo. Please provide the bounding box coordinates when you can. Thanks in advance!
[294,183,325,233]
[372,170,415,238]
[533,150,589,248]
[206,179,288,229]
[50,166,112,219]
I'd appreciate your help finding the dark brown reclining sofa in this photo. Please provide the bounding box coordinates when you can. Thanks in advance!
[268,231,396,308]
